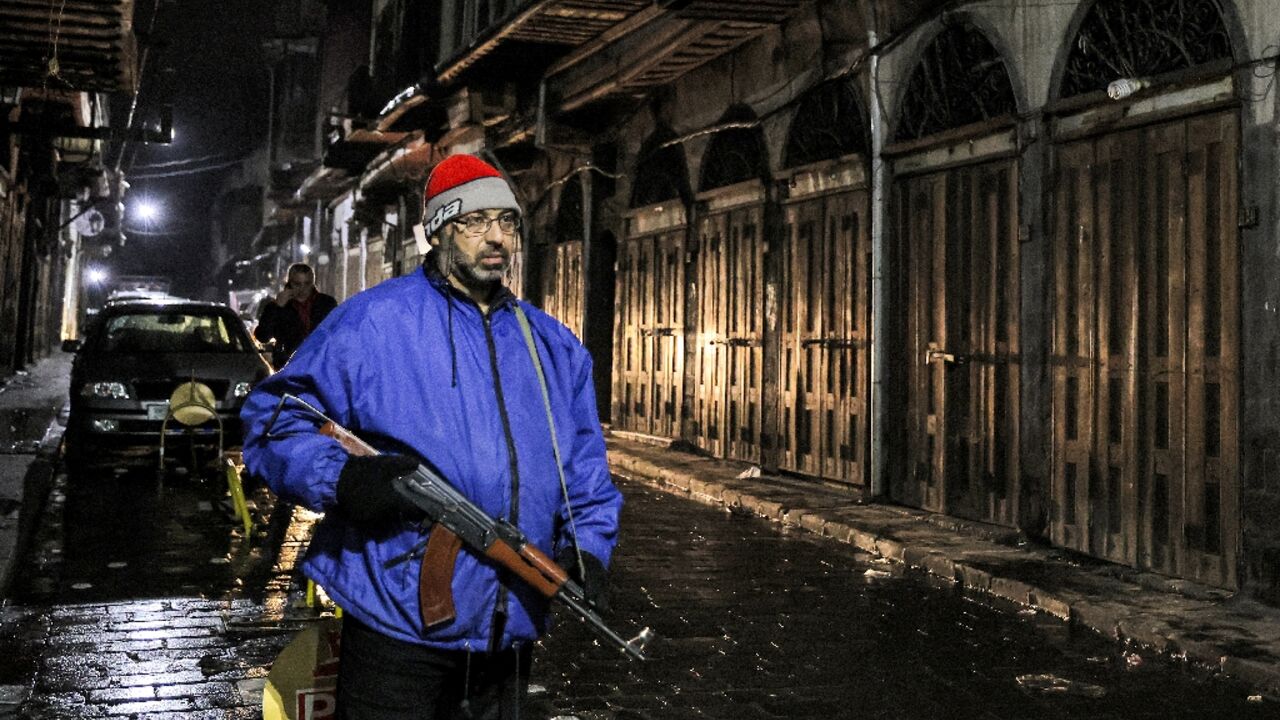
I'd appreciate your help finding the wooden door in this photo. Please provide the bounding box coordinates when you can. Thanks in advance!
[614,212,685,438]
[690,211,727,457]
[1051,132,1140,565]
[691,201,764,462]
[541,241,584,338]
[896,158,1020,523]
[1051,110,1239,588]
[613,237,642,433]
[1181,112,1239,586]
[780,186,870,484]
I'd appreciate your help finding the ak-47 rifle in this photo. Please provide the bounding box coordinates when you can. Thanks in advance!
[268,394,652,661]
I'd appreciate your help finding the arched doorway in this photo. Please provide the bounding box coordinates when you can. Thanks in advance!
[690,107,768,462]
[889,20,1022,525]
[777,78,871,485]
[1049,0,1239,587]
[613,131,689,438]
[541,172,586,338]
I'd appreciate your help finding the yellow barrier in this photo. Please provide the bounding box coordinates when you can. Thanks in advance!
[306,579,343,618]
[222,456,254,538]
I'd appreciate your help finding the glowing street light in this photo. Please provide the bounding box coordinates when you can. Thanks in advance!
[135,200,160,222]
[299,243,311,255]
[87,267,108,284]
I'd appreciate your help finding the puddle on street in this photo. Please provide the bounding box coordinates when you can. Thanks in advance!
[0,408,53,453]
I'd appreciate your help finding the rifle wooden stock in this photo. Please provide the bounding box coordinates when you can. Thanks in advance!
[320,421,375,456]
[319,420,465,629]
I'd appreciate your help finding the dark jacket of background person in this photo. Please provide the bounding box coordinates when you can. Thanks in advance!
[254,291,337,368]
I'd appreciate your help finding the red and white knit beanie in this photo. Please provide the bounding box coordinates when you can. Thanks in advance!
[421,154,521,237]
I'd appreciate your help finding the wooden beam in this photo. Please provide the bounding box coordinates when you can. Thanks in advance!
[438,0,649,84]
[6,0,129,11]
[0,18,128,39]
[3,1,129,26]
[0,35,128,51]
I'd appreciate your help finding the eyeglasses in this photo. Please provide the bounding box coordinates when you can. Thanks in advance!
[451,212,521,237]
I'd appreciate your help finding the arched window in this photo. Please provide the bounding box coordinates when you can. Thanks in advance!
[784,78,868,168]
[630,130,690,208]
[699,106,768,191]
[1061,0,1232,99]
[895,22,1017,143]
[554,172,584,242]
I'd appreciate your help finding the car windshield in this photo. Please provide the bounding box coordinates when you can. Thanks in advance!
[96,311,251,354]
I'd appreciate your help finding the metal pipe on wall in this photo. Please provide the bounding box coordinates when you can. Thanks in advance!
[868,28,887,499]
[581,167,594,342]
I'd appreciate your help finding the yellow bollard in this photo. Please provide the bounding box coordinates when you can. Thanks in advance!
[305,579,342,617]
[223,457,254,538]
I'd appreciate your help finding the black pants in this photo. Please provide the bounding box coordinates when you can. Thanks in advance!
[336,616,532,720]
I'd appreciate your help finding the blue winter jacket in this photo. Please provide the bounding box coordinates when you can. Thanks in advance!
[239,259,623,651]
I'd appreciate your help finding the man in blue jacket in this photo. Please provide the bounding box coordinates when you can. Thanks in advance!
[240,154,623,719]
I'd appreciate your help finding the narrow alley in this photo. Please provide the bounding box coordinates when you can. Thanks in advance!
[0,459,1274,718]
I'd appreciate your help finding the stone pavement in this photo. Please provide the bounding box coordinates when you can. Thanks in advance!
[528,480,1276,719]
[605,431,1280,700]
[0,354,71,599]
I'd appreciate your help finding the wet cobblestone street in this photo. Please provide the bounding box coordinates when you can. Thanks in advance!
[0,468,307,719]
[0,469,1276,719]
[527,482,1279,720]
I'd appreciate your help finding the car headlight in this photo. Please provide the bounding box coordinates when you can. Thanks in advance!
[80,381,132,399]
[232,381,253,398]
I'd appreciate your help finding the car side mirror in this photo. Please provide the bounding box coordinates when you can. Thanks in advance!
[61,338,82,353]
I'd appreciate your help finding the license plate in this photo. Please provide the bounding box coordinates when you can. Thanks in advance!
[145,402,169,420]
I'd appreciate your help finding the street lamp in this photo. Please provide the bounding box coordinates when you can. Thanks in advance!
[134,199,161,222]
[87,267,108,284]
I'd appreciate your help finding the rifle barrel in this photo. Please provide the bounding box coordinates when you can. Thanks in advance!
[555,587,650,661]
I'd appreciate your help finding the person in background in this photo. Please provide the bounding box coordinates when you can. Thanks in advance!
[240,154,622,719]
[254,262,337,368]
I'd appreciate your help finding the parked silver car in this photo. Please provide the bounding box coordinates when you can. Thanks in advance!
[63,298,272,477]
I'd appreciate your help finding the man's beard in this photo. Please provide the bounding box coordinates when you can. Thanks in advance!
[446,243,509,288]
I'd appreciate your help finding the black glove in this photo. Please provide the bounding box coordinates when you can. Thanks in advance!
[556,548,609,613]
[335,454,423,525]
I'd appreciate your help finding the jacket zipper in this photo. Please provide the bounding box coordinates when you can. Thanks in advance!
[483,311,521,653]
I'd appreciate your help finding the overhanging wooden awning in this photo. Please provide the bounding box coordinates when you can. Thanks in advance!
[358,137,440,200]
[322,128,410,174]
[547,14,795,113]
[0,0,137,93]
[437,0,651,84]
[294,165,356,205]
[662,0,805,23]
